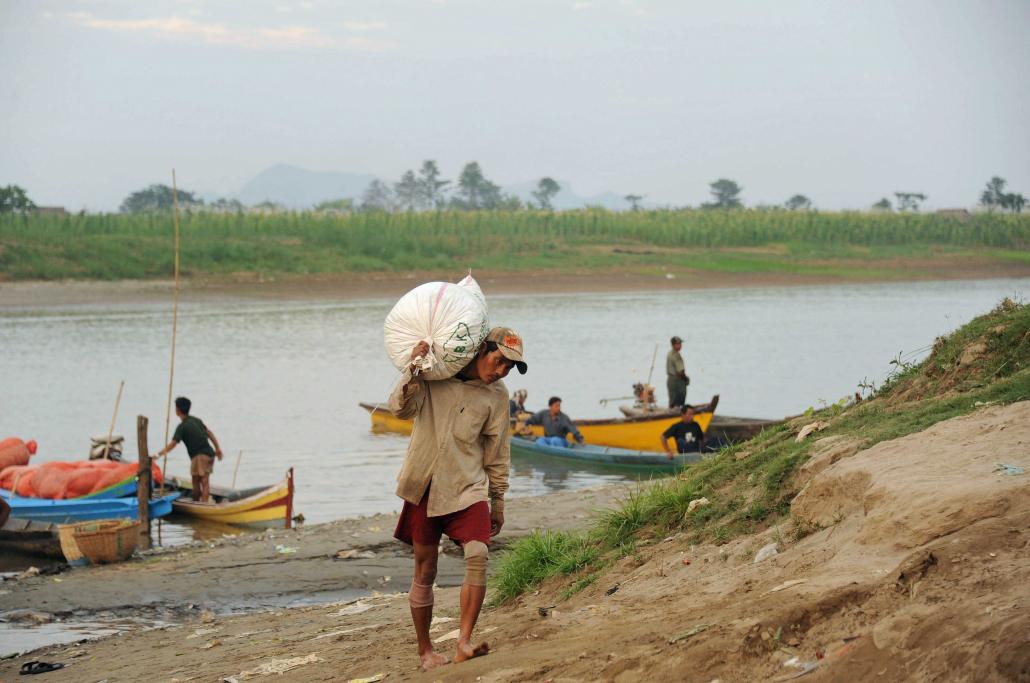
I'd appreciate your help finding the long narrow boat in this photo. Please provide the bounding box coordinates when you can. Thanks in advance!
[359,402,715,452]
[617,408,783,447]
[0,516,64,559]
[166,468,294,529]
[0,489,180,524]
[510,436,701,469]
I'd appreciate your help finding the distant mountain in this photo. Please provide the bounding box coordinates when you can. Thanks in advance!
[501,179,630,210]
[235,164,377,209]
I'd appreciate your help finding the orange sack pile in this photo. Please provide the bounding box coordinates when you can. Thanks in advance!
[0,460,162,499]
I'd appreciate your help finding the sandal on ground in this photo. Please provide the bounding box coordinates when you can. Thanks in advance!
[19,661,65,675]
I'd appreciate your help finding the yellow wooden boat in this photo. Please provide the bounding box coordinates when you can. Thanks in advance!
[167,468,295,529]
[359,402,714,452]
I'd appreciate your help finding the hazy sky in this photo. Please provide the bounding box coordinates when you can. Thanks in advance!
[2,0,1029,211]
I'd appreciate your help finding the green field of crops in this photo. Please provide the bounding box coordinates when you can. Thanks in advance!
[1,209,1028,281]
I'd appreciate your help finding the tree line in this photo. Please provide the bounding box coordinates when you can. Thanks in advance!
[0,172,1026,215]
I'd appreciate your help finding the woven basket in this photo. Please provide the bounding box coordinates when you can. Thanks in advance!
[69,519,140,564]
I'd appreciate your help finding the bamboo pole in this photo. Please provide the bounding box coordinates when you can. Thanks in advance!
[103,380,124,459]
[160,170,182,496]
[136,415,151,548]
[231,450,243,489]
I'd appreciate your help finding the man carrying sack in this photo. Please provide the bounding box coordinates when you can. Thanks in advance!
[389,326,527,671]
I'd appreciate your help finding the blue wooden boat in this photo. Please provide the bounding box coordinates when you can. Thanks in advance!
[510,436,702,469]
[0,489,180,524]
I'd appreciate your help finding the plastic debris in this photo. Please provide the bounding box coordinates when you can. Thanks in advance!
[330,601,375,617]
[755,543,780,564]
[765,579,807,594]
[994,463,1025,476]
[237,654,322,679]
[686,497,710,514]
[333,549,377,560]
[605,583,621,596]
[348,675,386,683]
[274,545,298,555]
[669,623,710,643]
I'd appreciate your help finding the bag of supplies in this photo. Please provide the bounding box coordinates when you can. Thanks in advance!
[383,274,489,380]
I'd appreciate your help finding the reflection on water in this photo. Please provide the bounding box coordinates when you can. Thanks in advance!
[1,278,1026,547]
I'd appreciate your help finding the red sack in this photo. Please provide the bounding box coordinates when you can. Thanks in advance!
[64,468,104,498]
[0,438,32,474]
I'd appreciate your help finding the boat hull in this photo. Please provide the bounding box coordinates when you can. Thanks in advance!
[0,518,64,559]
[0,490,179,524]
[168,469,294,529]
[510,436,701,469]
[361,402,713,451]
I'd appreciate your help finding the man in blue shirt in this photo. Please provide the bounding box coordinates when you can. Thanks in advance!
[524,397,584,447]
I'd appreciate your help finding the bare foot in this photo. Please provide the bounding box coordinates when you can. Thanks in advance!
[454,639,490,663]
[419,649,450,671]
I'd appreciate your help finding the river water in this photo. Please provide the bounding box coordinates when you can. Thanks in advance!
[1,277,1026,548]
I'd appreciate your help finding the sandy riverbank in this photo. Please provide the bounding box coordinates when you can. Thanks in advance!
[2,402,1028,681]
[2,258,1029,308]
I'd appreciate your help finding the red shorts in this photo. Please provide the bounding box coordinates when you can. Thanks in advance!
[394,487,491,547]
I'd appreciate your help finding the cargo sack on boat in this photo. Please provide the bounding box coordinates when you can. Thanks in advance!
[383,274,489,380]
[0,465,37,496]
[0,437,36,474]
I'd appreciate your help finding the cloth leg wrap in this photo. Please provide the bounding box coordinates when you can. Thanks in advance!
[463,540,488,587]
[409,580,434,608]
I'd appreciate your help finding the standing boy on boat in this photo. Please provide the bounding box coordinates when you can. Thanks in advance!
[389,326,527,671]
[666,335,689,408]
[155,397,223,503]
[660,404,705,458]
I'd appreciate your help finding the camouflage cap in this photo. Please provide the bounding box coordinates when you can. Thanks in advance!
[485,326,527,375]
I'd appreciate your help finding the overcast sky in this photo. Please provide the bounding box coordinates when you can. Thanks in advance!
[2,0,1028,211]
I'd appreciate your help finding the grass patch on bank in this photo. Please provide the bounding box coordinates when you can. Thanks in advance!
[1,210,1027,281]
[490,299,1030,604]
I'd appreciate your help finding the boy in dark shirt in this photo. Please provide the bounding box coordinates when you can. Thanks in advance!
[156,396,223,502]
[660,405,704,459]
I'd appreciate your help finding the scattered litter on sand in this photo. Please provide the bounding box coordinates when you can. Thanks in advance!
[235,653,322,679]
[348,674,385,683]
[274,545,297,555]
[765,579,807,594]
[669,624,710,643]
[331,601,375,617]
[994,463,1025,476]
[186,627,220,639]
[333,549,377,560]
[429,616,455,633]
[312,623,386,640]
[604,583,621,596]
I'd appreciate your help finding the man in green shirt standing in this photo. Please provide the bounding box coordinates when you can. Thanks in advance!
[666,336,689,409]
[155,396,223,502]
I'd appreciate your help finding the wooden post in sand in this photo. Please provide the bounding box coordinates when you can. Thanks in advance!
[137,415,152,549]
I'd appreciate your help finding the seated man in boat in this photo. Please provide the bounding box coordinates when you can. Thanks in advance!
[660,404,705,459]
[523,397,584,447]
[154,396,223,503]
[509,389,529,419]
[389,326,527,671]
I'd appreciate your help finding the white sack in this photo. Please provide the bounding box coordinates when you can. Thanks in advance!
[383,275,489,380]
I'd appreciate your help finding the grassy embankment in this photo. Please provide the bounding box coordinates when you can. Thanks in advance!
[1,210,1028,281]
[490,299,1030,604]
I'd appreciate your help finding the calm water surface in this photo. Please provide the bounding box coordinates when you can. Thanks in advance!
[1,278,1026,546]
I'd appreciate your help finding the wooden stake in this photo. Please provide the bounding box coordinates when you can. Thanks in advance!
[104,380,124,459]
[137,415,152,548]
[160,169,183,495]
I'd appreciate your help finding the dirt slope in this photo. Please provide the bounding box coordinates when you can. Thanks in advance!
[3,402,1026,682]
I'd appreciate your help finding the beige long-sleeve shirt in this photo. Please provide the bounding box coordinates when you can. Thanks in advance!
[388,368,510,517]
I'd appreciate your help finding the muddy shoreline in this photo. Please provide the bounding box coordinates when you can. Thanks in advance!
[0,485,621,654]
[2,261,1029,308]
